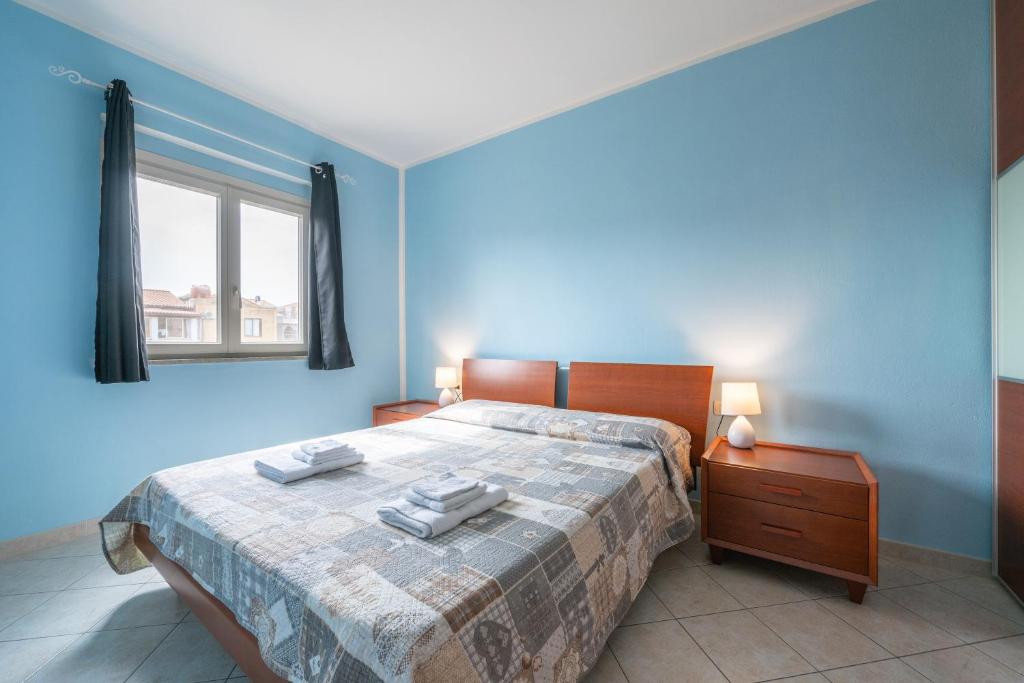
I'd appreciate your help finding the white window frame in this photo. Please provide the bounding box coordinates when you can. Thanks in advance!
[137,151,309,360]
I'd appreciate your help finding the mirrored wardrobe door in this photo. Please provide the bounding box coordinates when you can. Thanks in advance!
[995,0,1024,603]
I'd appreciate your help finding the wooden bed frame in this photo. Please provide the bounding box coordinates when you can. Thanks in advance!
[461,357,557,405]
[568,361,714,469]
[134,524,287,682]
[135,359,713,681]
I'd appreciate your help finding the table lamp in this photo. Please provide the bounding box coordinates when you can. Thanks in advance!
[721,382,761,448]
[435,366,460,407]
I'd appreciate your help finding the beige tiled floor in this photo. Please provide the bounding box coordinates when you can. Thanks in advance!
[588,523,1024,683]
[0,520,1022,683]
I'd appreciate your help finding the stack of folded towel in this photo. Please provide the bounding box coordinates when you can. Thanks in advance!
[377,475,508,539]
[255,438,363,484]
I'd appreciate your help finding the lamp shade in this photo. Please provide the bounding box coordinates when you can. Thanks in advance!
[435,366,459,389]
[721,382,761,416]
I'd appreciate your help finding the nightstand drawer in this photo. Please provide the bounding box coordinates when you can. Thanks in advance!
[373,410,418,427]
[708,492,868,574]
[708,461,868,520]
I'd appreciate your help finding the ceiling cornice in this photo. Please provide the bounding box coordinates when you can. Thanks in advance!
[18,0,874,170]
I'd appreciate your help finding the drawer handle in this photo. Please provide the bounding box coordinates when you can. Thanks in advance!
[761,523,803,538]
[759,483,803,497]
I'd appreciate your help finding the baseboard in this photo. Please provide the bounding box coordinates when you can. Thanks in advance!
[878,538,991,577]
[0,518,100,561]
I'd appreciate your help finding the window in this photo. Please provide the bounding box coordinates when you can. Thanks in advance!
[136,152,308,359]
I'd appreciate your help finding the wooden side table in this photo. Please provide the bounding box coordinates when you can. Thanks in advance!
[372,399,440,427]
[700,436,878,603]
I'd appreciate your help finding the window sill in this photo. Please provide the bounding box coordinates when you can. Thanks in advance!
[149,354,307,365]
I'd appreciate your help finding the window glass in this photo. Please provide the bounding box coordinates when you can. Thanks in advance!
[137,177,219,344]
[239,202,300,344]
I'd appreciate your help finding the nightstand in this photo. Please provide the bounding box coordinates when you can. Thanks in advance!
[372,400,440,427]
[700,436,878,603]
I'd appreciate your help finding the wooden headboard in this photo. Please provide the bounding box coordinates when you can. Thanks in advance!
[461,358,558,407]
[567,362,714,467]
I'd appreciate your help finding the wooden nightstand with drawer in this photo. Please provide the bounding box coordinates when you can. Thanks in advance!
[700,436,878,603]
[372,400,440,427]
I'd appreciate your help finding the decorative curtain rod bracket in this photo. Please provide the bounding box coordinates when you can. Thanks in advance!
[48,65,356,186]
[49,65,91,86]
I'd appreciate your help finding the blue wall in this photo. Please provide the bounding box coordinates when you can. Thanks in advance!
[0,1,399,541]
[407,0,992,557]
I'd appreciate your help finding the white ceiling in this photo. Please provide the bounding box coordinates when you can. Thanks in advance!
[22,0,867,167]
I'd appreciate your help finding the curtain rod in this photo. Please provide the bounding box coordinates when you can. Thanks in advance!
[99,113,312,187]
[49,65,356,186]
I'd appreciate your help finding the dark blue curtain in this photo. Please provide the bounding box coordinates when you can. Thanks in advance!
[307,163,354,370]
[94,80,148,384]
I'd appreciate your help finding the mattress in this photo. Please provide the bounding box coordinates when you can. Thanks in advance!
[101,400,696,682]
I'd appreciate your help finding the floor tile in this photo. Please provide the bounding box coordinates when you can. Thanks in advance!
[0,634,78,683]
[882,583,1024,643]
[68,563,157,590]
[608,620,726,683]
[771,564,849,599]
[681,610,814,683]
[92,582,189,631]
[701,561,808,607]
[27,624,174,682]
[651,546,693,572]
[823,658,928,682]
[777,675,828,682]
[0,555,105,595]
[678,531,713,566]
[621,586,672,626]
[227,666,247,679]
[902,644,1024,682]
[818,592,962,656]
[583,647,627,683]
[0,592,56,631]
[977,635,1024,675]
[0,585,142,640]
[14,533,103,561]
[753,600,890,670]
[647,566,742,618]
[127,621,235,683]
[939,576,1024,625]
[870,559,929,591]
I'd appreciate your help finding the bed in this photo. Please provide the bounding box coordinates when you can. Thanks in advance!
[101,359,713,682]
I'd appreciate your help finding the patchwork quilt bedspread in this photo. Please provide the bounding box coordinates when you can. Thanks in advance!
[101,400,696,683]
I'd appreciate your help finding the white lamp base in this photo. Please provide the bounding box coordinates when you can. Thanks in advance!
[727,415,756,448]
[438,387,456,407]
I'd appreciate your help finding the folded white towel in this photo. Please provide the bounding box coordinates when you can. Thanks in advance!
[290,448,362,469]
[294,439,359,466]
[404,482,486,512]
[410,476,481,501]
[378,483,509,538]
[255,449,363,484]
